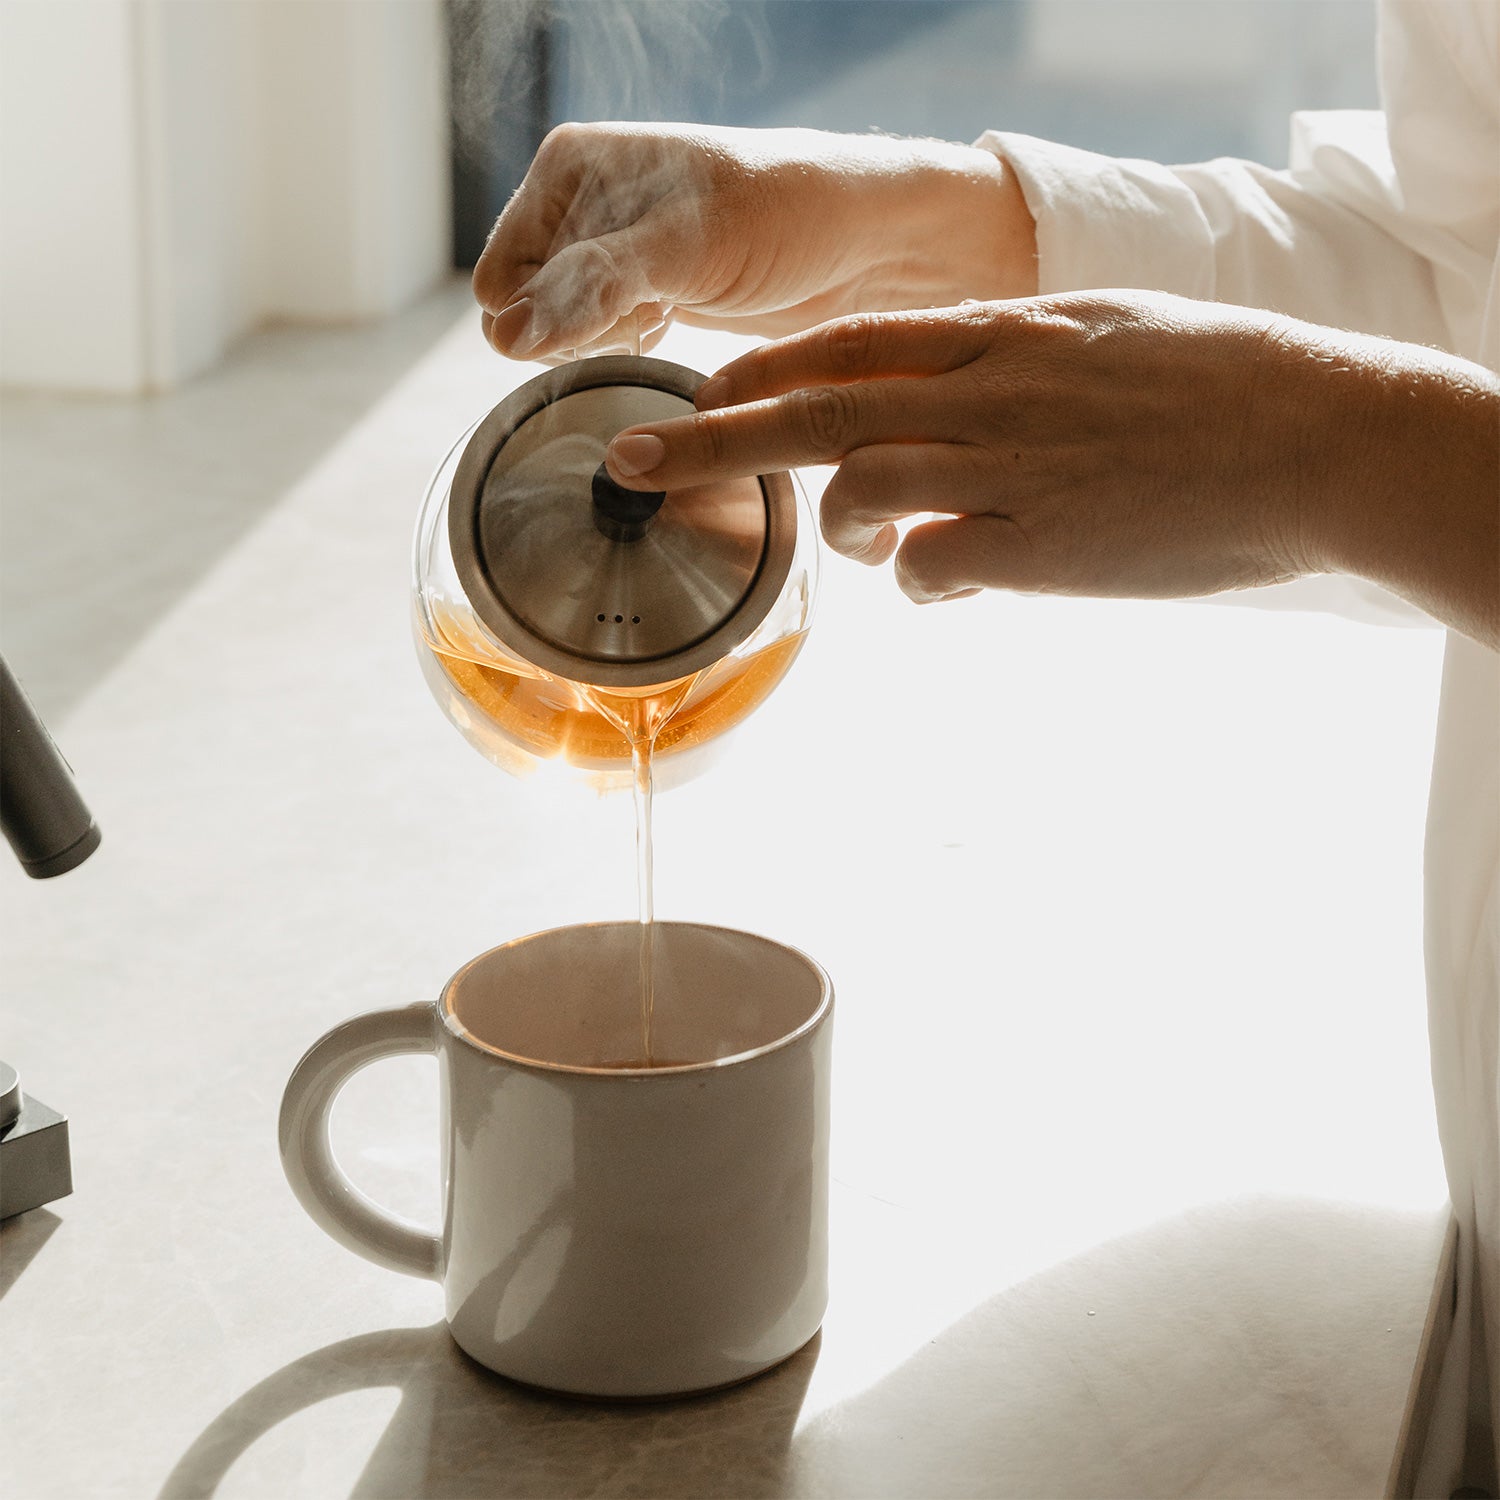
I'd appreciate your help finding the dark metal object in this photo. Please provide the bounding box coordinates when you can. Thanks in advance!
[0,1067,72,1221]
[0,653,100,879]
[447,356,796,689]
[0,652,91,1220]
[0,1061,20,1131]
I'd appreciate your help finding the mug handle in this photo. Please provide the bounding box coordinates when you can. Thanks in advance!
[278,1003,442,1280]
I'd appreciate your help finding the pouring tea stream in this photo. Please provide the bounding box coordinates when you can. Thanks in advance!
[412,355,818,1062]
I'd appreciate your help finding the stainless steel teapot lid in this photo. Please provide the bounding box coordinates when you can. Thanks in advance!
[448,356,796,689]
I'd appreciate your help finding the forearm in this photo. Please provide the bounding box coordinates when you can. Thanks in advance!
[884,143,1038,306]
[1270,325,1500,648]
[836,138,1038,312]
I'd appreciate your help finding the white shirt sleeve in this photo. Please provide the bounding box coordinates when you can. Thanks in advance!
[975,2,1496,354]
[976,122,1450,346]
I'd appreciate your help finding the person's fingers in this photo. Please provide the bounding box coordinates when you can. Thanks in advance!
[696,307,996,410]
[637,312,674,354]
[570,303,674,359]
[819,443,989,562]
[893,514,1043,603]
[606,377,964,491]
[482,235,638,359]
[474,125,710,358]
[481,305,537,358]
[486,221,688,359]
[472,123,600,314]
[473,208,546,318]
[472,192,555,319]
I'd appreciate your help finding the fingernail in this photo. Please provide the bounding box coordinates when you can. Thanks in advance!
[608,433,666,477]
[489,297,539,355]
[696,375,731,410]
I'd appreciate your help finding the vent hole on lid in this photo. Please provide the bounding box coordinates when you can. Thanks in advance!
[632,615,641,625]
[614,614,623,624]
[596,614,606,623]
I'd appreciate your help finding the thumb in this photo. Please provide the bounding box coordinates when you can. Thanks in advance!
[893,515,1042,603]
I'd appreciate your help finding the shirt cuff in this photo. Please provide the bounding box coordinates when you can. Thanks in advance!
[974,130,1218,300]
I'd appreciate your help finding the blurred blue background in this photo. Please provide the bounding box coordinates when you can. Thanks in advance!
[450,0,1379,264]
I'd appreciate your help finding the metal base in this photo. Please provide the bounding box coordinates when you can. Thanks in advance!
[0,1062,72,1220]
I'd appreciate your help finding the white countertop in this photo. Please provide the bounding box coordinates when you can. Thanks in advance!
[0,300,1450,1497]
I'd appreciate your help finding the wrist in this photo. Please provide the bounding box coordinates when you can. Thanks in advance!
[846,139,1038,310]
[1266,321,1500,643]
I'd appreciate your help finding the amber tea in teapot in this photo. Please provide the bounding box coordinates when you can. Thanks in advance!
[417,596,807,777]
[412,356,816,786]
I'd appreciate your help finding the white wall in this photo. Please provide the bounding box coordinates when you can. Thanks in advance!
[257,0,451,324]
[0,1,150,392]
[0,0,451,395]
[137,0,262,386]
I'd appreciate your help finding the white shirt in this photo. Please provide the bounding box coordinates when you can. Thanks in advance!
[980,2,1499,1489]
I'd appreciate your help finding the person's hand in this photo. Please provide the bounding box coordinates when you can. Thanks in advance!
[604,293,1315,601]
[600,292,1500,643]
[472,122,1036,361]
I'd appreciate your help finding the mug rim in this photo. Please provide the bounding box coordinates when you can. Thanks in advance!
[438,919,832,1076]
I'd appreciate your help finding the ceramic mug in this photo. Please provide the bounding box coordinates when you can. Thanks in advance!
[278,921,833,1398]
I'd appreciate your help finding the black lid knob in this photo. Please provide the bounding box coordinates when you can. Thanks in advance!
[591,463,665,543]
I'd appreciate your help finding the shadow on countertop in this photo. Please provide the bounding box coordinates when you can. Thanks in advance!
[157,1197,1441,1499]
[157,1323,820,1500]
[0,1206,62,1301]
[0,277,475,727]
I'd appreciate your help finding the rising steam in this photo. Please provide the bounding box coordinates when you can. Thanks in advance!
[449,0,762,171]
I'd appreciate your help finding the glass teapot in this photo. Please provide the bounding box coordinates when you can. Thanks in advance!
[412,356,818,788]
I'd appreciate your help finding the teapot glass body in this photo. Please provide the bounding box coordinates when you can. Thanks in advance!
[412,360,817,791]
